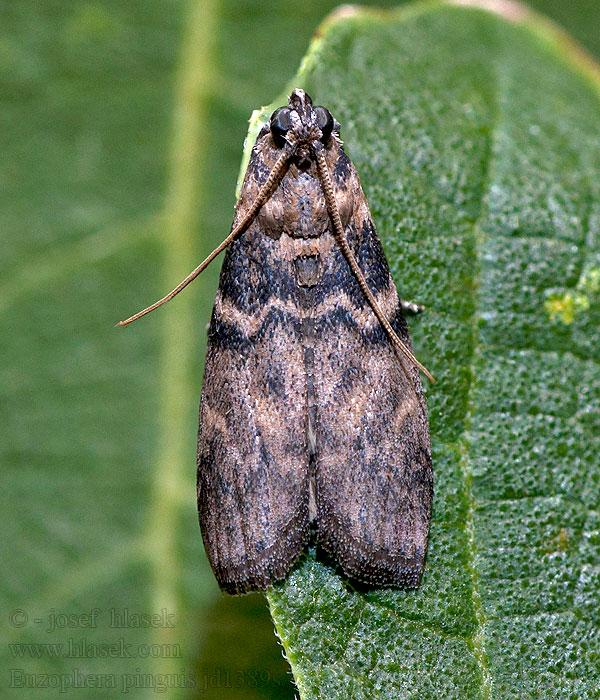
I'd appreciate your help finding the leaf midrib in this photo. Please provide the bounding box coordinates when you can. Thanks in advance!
[141,0,219,682]
[455,9,599,699]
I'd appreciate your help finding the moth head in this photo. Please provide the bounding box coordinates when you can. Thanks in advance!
[268,89,340,152]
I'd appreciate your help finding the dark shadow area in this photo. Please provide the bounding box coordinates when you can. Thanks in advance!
[191,592,295,700]
[312,544,427,595]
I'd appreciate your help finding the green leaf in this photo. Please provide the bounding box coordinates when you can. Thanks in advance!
[244,3,600,698]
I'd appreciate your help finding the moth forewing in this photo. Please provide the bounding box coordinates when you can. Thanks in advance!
[121,88,433,593]
[198,90,433,592]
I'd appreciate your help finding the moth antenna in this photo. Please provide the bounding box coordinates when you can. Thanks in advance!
[314,147,435,383]
[118,143,295,327]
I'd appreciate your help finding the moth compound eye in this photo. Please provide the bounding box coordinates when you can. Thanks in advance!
[270,107,292,148]
[315,106,334,143]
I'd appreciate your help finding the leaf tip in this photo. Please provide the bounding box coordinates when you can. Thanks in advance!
[447,0,529,23]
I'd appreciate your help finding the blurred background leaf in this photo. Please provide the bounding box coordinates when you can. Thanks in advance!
[0,1,598,699]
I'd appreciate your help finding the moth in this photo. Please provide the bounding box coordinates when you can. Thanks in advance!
[121,89,433,594]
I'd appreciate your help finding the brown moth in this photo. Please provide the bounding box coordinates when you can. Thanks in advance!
[120,89,433,594]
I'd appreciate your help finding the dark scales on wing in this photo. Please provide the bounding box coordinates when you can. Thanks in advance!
[197,89,432,593]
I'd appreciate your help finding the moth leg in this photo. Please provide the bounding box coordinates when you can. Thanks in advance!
[400,299,425,315]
